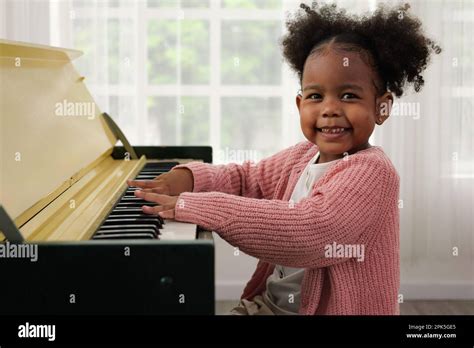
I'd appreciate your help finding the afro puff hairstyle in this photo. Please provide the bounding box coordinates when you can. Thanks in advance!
[281,2,442,97]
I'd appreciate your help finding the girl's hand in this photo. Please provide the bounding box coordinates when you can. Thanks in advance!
[127,168,193,196]
[134,190,179,219]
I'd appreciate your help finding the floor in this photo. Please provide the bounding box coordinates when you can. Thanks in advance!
[215,300,474,315]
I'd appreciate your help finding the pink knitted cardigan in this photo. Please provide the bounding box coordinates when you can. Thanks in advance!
[173,140,400,315]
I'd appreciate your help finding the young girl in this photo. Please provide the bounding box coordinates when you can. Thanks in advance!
[128,2,441,315]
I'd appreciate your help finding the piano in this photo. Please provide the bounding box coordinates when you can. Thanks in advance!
[0,39,215,315]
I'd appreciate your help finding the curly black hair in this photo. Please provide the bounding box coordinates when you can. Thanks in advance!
[281,2,442,97]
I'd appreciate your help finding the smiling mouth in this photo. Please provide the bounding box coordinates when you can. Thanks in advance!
[316,127,352,134]
[315,127,352,140]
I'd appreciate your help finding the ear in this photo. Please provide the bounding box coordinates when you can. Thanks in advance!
[375,92,394,125]
[296,91,302,113]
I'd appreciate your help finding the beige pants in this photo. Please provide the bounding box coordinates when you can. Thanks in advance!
[229,295,275,315]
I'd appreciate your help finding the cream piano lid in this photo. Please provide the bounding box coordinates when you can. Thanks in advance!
[0,39,117,226]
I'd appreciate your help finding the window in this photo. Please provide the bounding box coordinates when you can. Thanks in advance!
[56,0,409,164]
[62,0,299,164]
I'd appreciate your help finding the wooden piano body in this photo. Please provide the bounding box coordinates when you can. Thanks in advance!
[0,40,214,315]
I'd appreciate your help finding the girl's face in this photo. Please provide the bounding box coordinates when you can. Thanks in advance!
[296,47,393,163]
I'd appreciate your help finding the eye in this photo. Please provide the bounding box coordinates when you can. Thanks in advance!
[341,93,358,100]
[307,93,322,100]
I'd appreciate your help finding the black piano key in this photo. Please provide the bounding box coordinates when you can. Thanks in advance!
[144,162,179,169]
[103,222,159,229]
[96,228,157,236]
[113,206,156,212]
[99,223,159,230]
[93,232,156,240]
[119,198,157,206]
[110,208,163,222]
[99,225,159,237]
[120,197,151,202]
[111,208,147,214]
[103,218,163,229]
[116,202,158,208]
[106,213,165,225]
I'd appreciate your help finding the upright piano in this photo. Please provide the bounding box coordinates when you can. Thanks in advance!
[0,39,215,315]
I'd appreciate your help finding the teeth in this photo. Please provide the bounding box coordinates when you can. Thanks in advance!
[321,128,346,133]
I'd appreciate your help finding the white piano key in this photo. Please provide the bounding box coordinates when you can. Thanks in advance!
[159,220,197,240]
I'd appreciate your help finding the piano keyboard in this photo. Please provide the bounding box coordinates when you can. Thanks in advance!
[92,162,197,241]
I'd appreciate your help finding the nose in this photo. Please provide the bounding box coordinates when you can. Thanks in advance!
[321,97,343,118]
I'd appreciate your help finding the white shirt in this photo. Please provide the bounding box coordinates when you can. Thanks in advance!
[263,151,342,314]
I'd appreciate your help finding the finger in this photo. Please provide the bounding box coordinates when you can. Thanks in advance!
[158,209,175,219]
[141,187,169,195]
[141,205,164,215]
[127,179,157,189]
[134,190,169,204]
[127,179,145,187]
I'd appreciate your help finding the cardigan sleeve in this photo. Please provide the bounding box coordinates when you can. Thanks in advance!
[171,143,298,199]
[174,157,399,269]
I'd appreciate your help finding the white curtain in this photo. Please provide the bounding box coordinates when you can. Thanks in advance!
[1,0,473,300]
[371,0,474,299]
[0,0,50,43]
